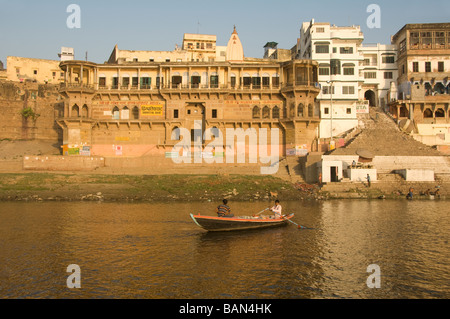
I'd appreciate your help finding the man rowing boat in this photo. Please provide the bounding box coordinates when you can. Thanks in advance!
[270,200,283,219]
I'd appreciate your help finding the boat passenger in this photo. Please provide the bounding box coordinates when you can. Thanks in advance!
[270,200,283,219]
[217,199,234,218]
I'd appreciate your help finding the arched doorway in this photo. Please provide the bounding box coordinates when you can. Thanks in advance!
[364,90,377,107]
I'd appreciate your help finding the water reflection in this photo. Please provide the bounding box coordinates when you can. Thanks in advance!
[0,200,448,299]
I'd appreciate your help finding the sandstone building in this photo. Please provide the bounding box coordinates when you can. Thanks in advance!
[6,56,65,84]
[57,28,321,160]
[389,23,450,153]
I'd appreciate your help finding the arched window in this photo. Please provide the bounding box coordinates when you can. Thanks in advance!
[122,106,130,120]
[210,126,220,137]
[72,104,80,117]
[434,83,445,94]
[81,105,88,118]
[132,106,139,120]
[423,108,433,118]
[425,83,432,96]
[263,106,270,119]
[308,104,313,117]
[435,108,445,118]
[272,106,280,119]
[290,103,295,117]
[298,103,305,117]
[112,106,120,120]
[172,127,181,141]
[252,106,261,119]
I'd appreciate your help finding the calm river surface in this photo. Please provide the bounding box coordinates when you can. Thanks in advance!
[0,200,448,299]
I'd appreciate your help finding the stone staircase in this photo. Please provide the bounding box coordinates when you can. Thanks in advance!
[332,106,444,157]
[274,156,308,183]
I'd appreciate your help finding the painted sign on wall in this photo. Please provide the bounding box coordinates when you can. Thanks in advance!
[356,101,370,114]
[141,103,164,116]
[80,146,91,156]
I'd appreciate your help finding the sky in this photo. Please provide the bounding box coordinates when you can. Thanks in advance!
[0,0,449,67]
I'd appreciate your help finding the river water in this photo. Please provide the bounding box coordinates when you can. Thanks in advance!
[0,200,448,299]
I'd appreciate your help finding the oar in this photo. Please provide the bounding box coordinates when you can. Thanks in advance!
[253,208,269,217]
[283,216,313,230]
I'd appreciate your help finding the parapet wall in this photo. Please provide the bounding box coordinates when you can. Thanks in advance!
[0,80,63,141]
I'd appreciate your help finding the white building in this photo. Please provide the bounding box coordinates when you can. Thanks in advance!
[359,43,398,111]
[298,20,399,141]
[299,20,363,140]
[59,47,75,61]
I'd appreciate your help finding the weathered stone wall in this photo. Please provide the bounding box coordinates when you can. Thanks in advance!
[0,80,63,143]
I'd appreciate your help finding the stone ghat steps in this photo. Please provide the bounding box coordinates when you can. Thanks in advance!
[320,181,449,196]
[334,106,443,157]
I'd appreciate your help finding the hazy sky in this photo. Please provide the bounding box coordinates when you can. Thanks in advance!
[0,0,449,66]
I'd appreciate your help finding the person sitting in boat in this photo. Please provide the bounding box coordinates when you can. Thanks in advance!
[217,199,234,218]
[270,200,283,219]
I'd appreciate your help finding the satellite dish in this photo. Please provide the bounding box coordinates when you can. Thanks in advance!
[357,149,374,159]
[399,119,414,133]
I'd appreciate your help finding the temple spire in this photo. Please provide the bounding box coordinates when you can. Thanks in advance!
[226,26,244,62]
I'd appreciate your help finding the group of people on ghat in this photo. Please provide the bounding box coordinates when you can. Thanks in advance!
[216,199,284,220]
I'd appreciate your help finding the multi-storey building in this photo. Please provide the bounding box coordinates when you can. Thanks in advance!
[57,28,321,161]
[298,20,399,145]
[298,20,363,142]
[359,43,398,111]
[389,23,450,153]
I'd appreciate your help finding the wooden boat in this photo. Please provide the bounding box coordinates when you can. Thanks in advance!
[190,213,295,232]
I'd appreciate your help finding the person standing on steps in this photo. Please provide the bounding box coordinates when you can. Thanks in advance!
[366,174,371,188]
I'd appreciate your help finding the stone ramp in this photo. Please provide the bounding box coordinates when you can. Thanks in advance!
[331,107,444,157]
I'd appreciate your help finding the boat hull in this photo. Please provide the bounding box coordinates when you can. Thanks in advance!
[190,214,295,232]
